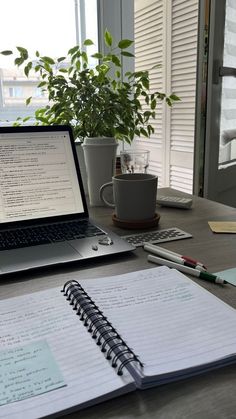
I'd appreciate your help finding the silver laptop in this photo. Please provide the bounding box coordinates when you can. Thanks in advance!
[0,125,134,275]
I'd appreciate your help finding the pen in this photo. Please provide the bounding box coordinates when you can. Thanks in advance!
[181,255,206,270]
[144,244,206,270]
[147,254,227,285]
[144,243,206,272]
[147,245,206,271]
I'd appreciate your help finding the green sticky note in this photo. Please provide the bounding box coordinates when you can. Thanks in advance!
[215,268,236,286]
[0,340,65,406]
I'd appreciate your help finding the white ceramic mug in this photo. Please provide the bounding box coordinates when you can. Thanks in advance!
[99,173,158,221]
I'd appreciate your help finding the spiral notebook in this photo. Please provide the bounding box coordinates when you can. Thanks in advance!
[1,266,236,419]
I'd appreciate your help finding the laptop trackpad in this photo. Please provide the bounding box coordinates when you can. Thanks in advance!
[0,243,81,273]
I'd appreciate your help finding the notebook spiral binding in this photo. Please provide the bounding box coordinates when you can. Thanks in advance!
[62,280,143,376]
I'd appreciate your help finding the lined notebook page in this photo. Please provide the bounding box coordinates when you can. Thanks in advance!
[0,287,135,419]
[80,266,236,388]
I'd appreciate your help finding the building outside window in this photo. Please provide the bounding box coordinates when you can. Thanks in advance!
[0,0,98,123]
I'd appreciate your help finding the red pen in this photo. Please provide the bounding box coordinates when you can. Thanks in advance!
[182,256,207,270]
[143,244,207,271]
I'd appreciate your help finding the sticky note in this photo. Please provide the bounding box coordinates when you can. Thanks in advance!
[0,340,65,406]
[208,221,236,233]
[215,268,236,287]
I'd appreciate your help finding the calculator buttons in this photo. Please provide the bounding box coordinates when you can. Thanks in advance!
[122,228,192,247]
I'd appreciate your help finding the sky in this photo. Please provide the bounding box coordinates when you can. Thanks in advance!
[0,0,98,67]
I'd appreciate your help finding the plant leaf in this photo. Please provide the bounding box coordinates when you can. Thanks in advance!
[14,57,25,66]
[41,56,55,65]
[118,39,133,49]
[38,81,47,88]
[23,116,31,122]
[169,93,181,101]
[140,127,149,137]
[147,124,154,135]
[84,39,94,46]
[91,53,103,59]
[82,51,88,63]
[68,46,80,55]
[16,46,28,59]
[24,62,32,77]
[151,99,156,110]
[166,97,172,106]
[111,55,121,67]
[26,96,32,106]
[104,29,113,47]
[115,70,121,78]
[121,51,134,57]
[142,78,149,89]
[43,62,52,72]
[0,50,13,55]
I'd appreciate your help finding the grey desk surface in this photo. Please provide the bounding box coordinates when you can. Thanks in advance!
[1,188,236,419]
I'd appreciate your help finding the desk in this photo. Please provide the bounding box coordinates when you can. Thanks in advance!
[1,189,236,419]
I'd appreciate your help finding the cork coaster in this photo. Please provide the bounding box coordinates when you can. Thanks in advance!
[112,213,160,229]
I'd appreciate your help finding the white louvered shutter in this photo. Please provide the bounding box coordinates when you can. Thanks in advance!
[219,0,236,164]
[134,0,199,193]
[134,0,164,184]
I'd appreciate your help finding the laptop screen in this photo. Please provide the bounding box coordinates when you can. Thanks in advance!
[0,128,86,223]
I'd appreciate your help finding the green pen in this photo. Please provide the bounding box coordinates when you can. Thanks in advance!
[147,254,227,285]
[198,270,226,284]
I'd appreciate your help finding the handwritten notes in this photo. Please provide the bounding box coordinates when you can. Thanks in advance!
[0,340,65,406]
[0,287,133,419]
[80,266,236,384]
[83,267,195,311]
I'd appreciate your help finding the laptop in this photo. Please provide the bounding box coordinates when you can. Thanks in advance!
[0,125,134,275]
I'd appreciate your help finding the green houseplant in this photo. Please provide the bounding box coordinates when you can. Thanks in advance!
[1,30,179,205]
[1,30,179,141]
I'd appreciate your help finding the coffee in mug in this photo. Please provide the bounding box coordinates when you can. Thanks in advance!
[100,173,158,221]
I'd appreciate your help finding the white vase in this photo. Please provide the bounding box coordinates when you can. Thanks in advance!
[82,137,118,206]
[75,139,89,199]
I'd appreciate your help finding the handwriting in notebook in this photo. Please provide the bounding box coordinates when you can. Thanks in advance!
[79,266,236,379]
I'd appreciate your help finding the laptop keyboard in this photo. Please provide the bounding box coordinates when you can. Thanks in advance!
[0,220,105,251]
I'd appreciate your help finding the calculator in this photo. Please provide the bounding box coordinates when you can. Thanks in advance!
[156,195,193,209]
[121,227,192,247]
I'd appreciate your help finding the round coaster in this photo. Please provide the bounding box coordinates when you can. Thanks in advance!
[112,213,160,229]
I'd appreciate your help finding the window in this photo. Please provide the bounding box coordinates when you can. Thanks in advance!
[1,0,198,194]
[219,0,236,167]
[8,87,23,98]
[0,0,98,123]
[34,88,46,99]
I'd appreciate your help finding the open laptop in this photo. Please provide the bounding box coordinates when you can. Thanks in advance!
[0,125,134,275]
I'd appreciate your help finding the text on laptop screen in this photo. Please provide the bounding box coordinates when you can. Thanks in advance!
[0,131,85,223]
